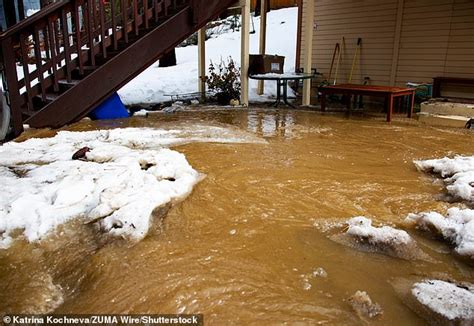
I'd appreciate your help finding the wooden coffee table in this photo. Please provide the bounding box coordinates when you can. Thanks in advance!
[319,84,416,122]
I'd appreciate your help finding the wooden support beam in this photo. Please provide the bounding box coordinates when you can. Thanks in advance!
[240,0,250,106]
[295,0,303,70]
[257,0,267,95]
[198,27,206,100]
[302,0,314,106]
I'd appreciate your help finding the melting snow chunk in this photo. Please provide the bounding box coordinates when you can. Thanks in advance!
[330,217,430,261]
[348,290,383,319]
[412,280,474,322]
[411,156,474,259]
[406,208,474,259]
[347,216,412,245]
[414,156,474,202]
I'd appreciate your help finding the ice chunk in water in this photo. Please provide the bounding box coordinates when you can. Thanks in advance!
[330,217,431,261]
[412,280,474,323]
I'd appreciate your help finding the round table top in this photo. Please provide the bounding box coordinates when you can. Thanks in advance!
[249,72,316,81]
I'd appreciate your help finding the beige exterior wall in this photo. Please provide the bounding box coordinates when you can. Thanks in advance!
[300,0,474,87]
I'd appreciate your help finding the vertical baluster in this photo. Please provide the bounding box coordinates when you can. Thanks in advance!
[55,21,62,56]
[154,0,159,23]
[86,0,96,65]
[74,1,85,75]
[122,0,129,43]
[33,26,46,101]
[133,0,139,36]
[43,23,52,75]
[143,0,149,29]
[47,17,59,92]
[99,0,107,58]
[164,0,170,16]
[111,0,118,50]
[1,37,24,136]
[61,8,72,82]
[19,33,33,111]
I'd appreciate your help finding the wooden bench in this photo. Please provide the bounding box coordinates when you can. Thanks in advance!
[319,84,415,122]
[432,77,474,98]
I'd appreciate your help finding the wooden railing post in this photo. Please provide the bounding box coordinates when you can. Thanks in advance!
[1,37,24,137]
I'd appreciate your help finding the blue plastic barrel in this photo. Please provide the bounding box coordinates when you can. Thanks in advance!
[89,92,129,120]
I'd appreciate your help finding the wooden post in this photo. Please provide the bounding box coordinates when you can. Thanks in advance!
[240,0,251,106]
[295,0,303,70]
[198,27,206,100]
[302,0,314,106]
[257,0,267,95]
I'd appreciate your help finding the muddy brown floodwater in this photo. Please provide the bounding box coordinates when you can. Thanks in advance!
[1,109,474,325]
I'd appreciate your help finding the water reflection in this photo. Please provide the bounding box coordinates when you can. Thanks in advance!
[246,110,295,137]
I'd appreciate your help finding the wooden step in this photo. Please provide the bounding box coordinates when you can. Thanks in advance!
[34,93,60,103]
[57,79,81,92]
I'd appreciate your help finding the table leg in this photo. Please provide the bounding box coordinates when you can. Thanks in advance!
[346,93,352,111]
[408,92,415,118]
[387,94,394,122]
[282,80,295,108]
[275,80,282,107]
[268,80,282,107]
[321,92,326,112]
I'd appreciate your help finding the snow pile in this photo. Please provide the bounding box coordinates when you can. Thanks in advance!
[0,127,263,248]
[415,156,474,177]
[331,217,430,261]
[410,156,474,259]
[118,8,298,104]
[414,156,474,202]
[411,280,474,322]
[406,208,474,259]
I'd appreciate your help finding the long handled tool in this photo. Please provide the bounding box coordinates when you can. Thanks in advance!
[333,37,345,85]
[327,42,340,83]
[348,38,362,84]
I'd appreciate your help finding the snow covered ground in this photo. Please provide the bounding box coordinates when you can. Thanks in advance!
[118,8,298,105]
[0,126,265,248]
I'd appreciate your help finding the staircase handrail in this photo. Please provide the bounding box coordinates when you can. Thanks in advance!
[0,1,71,41]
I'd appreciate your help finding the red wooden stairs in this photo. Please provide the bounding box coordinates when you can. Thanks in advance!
[0,0,236,139]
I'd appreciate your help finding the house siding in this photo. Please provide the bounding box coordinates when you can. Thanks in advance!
[300,0,474,88]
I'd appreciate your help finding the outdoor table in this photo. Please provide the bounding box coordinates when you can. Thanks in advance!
[319,84,415,122]
[249,72,316,108]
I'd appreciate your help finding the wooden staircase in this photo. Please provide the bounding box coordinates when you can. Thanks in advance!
[0,0,236,138]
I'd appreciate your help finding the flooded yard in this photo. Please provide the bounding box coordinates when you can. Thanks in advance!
[1,109,473,324]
